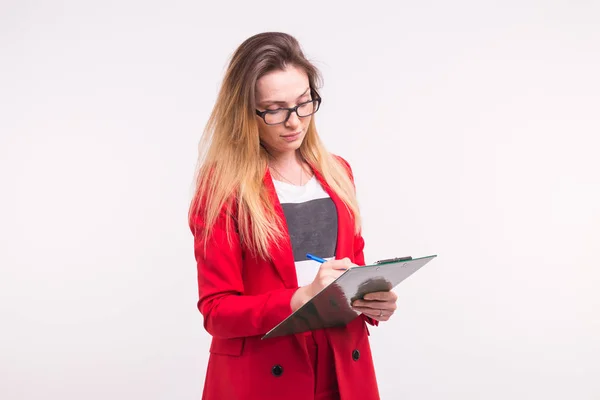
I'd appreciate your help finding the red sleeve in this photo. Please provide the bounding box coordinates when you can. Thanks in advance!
[190,208,297,339]
[334,155,379,327]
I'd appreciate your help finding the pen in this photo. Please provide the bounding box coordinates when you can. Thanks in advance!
[306,253,326,263]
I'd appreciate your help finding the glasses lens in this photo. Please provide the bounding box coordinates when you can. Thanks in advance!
[262,99,320,125]
[264,110,288,125]
[297,100,319,117]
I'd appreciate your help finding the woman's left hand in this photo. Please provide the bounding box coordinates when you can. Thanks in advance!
[352,291,398,322]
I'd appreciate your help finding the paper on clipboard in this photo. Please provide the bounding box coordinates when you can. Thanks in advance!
[262,254,437,340]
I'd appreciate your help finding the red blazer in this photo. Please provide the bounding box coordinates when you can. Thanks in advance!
[190,158,380,400]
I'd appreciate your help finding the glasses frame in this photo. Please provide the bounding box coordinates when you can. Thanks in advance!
[255,91,322,126]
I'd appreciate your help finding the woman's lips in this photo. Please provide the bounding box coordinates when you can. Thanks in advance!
[281,131,302,142]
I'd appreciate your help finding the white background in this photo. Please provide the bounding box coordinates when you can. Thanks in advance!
[1,1,599,399]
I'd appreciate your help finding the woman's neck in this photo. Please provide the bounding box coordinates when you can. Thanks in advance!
[268,150,302,171]
[267,150,311,186]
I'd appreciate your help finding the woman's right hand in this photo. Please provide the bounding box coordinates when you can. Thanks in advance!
[308,257,354,297]
[291,257,355,311]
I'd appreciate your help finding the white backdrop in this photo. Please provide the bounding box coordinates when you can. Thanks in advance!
[1,1,599,399]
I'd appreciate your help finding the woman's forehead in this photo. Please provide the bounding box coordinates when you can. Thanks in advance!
[256,66,309,103]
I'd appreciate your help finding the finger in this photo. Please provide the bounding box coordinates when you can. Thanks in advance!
[318,269,345,286]
[354,307,392,321]
[323,259,351,271]
[363,291,398,301]
[329,270,345,279]
[363,291,396,301]
[352,300,396,311]
[355,308,378,318]
[340,257,357,269]
[353,306,378,317]
[334,258,352,269]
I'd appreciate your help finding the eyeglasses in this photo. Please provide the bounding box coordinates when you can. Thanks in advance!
[255,97,322,125]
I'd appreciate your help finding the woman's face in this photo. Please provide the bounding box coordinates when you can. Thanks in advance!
[255,65,313,159]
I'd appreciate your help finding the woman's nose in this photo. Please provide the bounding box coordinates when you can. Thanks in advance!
[285,111,301,129]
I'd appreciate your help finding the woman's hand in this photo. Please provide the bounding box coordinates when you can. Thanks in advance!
[352,291,398,322]
[291,257,354,311]
[308,257,354,296]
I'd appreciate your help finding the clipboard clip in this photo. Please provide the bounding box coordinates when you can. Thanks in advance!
[375,256,412,264]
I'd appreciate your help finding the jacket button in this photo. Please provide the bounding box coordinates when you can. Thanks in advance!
[352,349,360,361]
[271,364,283,377]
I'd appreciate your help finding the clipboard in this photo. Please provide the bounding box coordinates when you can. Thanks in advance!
[262,254,437,339]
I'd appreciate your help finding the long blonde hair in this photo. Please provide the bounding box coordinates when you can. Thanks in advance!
[189,32,361,259]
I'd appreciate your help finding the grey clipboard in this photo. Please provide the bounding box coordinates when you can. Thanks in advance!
[262,254,437,340]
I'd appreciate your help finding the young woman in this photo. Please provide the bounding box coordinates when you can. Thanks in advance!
[188,32,398,400]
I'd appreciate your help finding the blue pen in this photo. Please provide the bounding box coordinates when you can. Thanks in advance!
[306,253,326,263]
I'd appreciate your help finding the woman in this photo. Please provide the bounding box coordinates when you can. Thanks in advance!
[188,32,398,400]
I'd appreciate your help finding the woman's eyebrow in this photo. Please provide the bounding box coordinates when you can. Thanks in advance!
[260,87,310,105]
